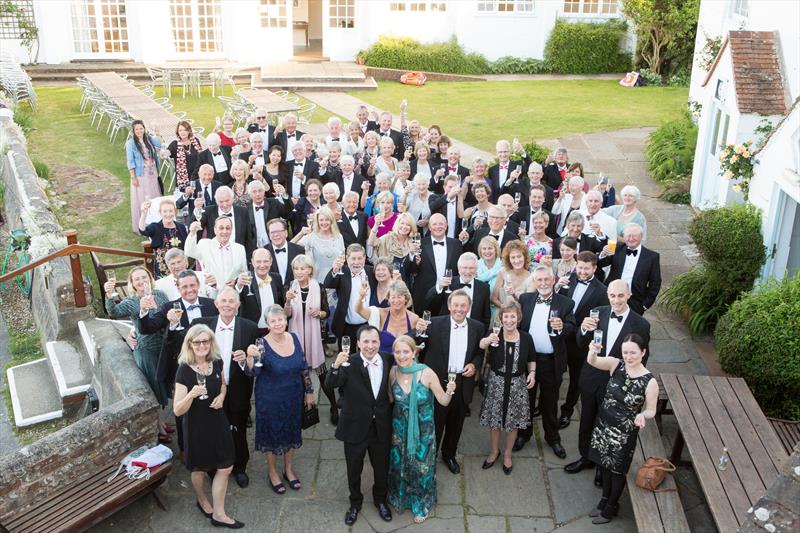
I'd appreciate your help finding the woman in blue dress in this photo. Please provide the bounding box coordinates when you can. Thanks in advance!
[387,335,456,524]
[354,280,420,354]
[245,304,315,495]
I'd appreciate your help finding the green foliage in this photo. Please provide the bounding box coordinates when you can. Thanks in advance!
[523,142,551,164]
[698,33,723,72]
[359,36,490,75]
[667,69,691,87]
[0,0,38,56]
[31,158,50,181]
[660,204,765,333]
[544,20,631,74]
[645,110,697,185]
[8,329,42,366]
[638,68,663,86]
[716,274,800,419]
[489,57,550,75]
[13,106,34,134]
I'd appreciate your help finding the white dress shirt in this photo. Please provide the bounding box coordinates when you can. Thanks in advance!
[448,318,469,372]
[256,276,275,328]
[570,277,593,311]
[580,209,617,242]
[285,132,299,161]
[273,242,289,283]
[342,173,354,195]
[605,307,630,357]
[215,317,236,384]
[620,245,642,290]
[346,270,368,325]
[529,302,555,354]
[252,203,268,247]
[498,162,510,185]
[363,353,383,399]
[169,297,203,330]
[446,200,457,239]
[155,273,211,301]
[432,238,448,280]
[292,159,305,195]
[211,151,228,173]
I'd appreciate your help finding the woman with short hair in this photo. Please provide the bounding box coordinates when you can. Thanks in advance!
[229,159,252,207]
[355,280,421,354]
[603,185,648,241]
[368,191,399,238]
[406,173,432,234]
[138,197,188,278]
[292,206,345,283]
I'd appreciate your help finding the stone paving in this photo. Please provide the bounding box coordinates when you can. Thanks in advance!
[93,98,721,532]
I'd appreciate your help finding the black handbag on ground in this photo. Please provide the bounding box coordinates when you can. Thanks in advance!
[301,404,320,429]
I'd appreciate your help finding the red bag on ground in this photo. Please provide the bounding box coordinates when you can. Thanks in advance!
[400,72,427,86]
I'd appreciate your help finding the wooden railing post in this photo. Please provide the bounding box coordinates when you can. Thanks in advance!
[141,241,154,276]
[65,229,87,308]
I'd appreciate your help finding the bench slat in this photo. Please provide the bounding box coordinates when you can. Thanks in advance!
[729,378,788,471]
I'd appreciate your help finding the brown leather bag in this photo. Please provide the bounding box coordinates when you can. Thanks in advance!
[634,456,677,492]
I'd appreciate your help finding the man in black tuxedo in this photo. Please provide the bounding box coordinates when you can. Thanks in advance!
[425,252,491,324]
[269,113,304,162]
[465,205,519,254]
[496,194,521,236]
[406,213,462,314]
[237,248,285,335]
[553,211,606,259]
[177,164,221,211]
[376,111,404,160]
[512,185,558,239]
[355,104,378,135]
[334,155,367,200]
[200,186,251,249]
[287,143,320,199]
[564,279,651,482]
[428,175,464,240]
[598,223,661,315]
[419,290,486,474]
[245,180,289,256]
[265,218,304,285]
[246,108,274,143]
[516,266,576,458]
[488,140,524,203]
[191,287,260,488]
[556,252,609,429]
[194,133,232,185]
[543,147,569,191]
[526,163,555,211]
[337,191,369,248]
[443,146,470,185]
[138,270,218,451]
[324,244,376,352]
[326,326,393,526]
[238,132,270,171]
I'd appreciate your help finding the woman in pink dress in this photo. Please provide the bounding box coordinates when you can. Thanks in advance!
[125,120,164,233]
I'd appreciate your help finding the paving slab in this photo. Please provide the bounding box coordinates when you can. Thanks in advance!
[466,514,507,532]
[464,456,550,517]
[508,516,556,532]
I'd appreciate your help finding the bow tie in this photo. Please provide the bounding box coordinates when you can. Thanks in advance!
[219,244,230,251]
[453,322,466,329]
[448,166,457,171]
[258,128,267,133]
[186,303,200,311]
[258,279,269,288]
[351,272,362,278]
[219,325,234,331]
[433,240,445,246]
[331,138,339,142]
[380,131,390,136]
[343,174,353,180]
[626,249,638,257]
[610,312,623,322]
[219,212,232,217]
[348,215,358,221]
[254,205,264,211]
[536,296,552,305]
[295,162,304,167]
[488,233,499,239]
[577,279,590,286]
[363,358,379,368]
[462,282,472,289]
[287,133,295,138]
[274,247,286,253]
[212,151,221,157]
[500,164,508,170]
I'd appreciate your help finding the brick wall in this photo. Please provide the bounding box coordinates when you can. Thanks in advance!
[365,67,486,83]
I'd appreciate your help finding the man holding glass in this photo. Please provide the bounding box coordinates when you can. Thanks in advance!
[425,252,490,325]
[406,213,462,314]
[598,223,662,315]
[324,244,376,354]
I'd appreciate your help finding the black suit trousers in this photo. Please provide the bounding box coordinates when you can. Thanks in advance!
[224,397,250,473]
[560,336,584,418]
[520,356,561,445]
[434,375,467,459]
[343,420,389,508]
[577,365,611,459]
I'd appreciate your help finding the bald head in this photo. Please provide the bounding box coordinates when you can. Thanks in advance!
[429,213,447,239]
[607,279,630,313]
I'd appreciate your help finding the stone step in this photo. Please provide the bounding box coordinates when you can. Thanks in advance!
[79,318,134,366]
[46,340,92,400]
[6,359,63,427]
[251,77,377,91]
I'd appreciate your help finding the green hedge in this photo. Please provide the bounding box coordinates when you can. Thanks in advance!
[716,274,800,419]
[544,20,631,74]
[646,110,697,186]
[359,36,490,75]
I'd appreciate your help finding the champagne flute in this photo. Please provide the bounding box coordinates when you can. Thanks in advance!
[447,366,457,395]
[444,269,453,293]
[106,270,118,298]
[196,370,208,400]
[593,329,604,348]
[143,281,152,297]
[193,207,203,222]
[173,301,184,331]
[255,338,265,368]
[520,221,527,234]
[336,254,346,276]
[491,318,501,347]
[461,217,470,232]
[589,308,600,329]
[340,336,351,365]
[503,273,513,295]
[514,192,521,204]
[549,309,559,330]
[420,310,431,338]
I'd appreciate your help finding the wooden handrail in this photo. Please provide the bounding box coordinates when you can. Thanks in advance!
[0,230,154,307]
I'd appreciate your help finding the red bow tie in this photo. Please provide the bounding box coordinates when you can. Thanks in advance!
[219,325,233,331]
[500,164,508,170]
[351,272,362,278]
[364,358,379,367]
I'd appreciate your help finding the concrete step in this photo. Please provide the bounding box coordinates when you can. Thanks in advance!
[6,359,62,427]
[251,77,377,91]
[79,318,134,366]
[46,340,92,400]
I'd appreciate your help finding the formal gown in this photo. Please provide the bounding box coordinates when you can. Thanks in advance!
[175,360,235,471]
[388,372,437,518]
[130,148,163,233]
[479,339,532,432]
[249,333,312,455]
[588,364,653,474]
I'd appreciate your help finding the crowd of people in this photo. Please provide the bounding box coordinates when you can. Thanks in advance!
[117,102,663,528]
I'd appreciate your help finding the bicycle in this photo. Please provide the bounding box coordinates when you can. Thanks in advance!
[1,229,32,296]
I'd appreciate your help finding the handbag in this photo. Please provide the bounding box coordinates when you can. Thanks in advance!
[634,456,676,492]
[108,444,173,482]
[302,404,320,429]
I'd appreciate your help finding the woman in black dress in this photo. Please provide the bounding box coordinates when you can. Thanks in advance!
[163,120,202,192]
[173,324,243,529]
[586,333,658,524]
[138,197,188,278]
[478,301,536,475]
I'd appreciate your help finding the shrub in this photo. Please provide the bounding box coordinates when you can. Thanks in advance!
[359,36,490,75]
[544,20,631,74]
[32,158,50,181]
[716,274,800,419]
[489,56,550,75]
[638,68,663,86]
[523,142,551,165]
[667,68,691,87]
[646,110,697,186]
[12,106,34,134]
[660,204,765,333]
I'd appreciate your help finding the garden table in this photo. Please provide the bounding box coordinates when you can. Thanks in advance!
[237,88,300,115]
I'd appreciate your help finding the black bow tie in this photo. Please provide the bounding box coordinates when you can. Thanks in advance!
[577,279,590,286]
[331,137,339,141]
[295,162,304,167]
[462,283,472,289]
[626,249,638,257]
[220,212,232,217]
[274,247,286,254]
[536,296,552,305]
[488,233,499,239]
[348,215,358,221]
[287,133,295,138]
[212,151,221,156]
[254,205,264,211]
[259,128,267,133]
[610,312,623,322]
[433,241,445,246]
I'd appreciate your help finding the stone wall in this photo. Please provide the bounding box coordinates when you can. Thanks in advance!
[0,321,159,516]
[0,114,93,341]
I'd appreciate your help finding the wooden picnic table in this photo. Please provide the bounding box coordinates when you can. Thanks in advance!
[662,374,789,533]
[237,88,300,115]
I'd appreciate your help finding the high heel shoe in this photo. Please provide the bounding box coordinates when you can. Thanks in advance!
[482,453,500,469]
[502,463,513,475]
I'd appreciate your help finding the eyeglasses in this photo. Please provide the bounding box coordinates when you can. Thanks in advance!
[256,116,267,120]
[191,339,211,346]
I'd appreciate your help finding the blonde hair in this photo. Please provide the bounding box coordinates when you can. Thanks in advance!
[230,159,250,180]
[391,211,418,238]
[364,130,380,147]
[501,240,531,272]
[178,324,221,366]
[379,136,395,150]
[291,254,316,277]
[158,197,177,213]
[478,235,500,260]
[311,206,342,238]
[392,334,417,355]
[126,266,155,294]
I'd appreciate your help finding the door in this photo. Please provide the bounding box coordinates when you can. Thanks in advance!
[70,0,130,58]
[764,191,800,280]
[168,0,224,58]
[698,101,730,207]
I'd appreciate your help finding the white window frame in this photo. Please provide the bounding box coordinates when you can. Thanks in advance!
[390,1,447,12]
[169,0,223,55]
[260,0,288,28]
[731,0,749,19]
[329,0,355,28]
[70,0,129,58]
[476,0,534,15]
[561,0,618,16]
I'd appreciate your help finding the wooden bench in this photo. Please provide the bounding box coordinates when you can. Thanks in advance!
[627,421,690,533]
[0,460,171,532]
[767,417,800,455]
[90,251,145,315]
[654,374,672,431]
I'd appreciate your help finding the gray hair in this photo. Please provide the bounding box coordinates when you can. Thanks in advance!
[532,264,553,277]
[569,175,585,189]
[620,184,641,200]
[206,132,221,146]
[586,189,603,201]
[565,210,585,227]
[247,180,266,194]
[343,190,360,202]
[556,147,568,156]
[340,154,355,165]
[413,173,430,187]
[164,248,186,263]
[291,254,316,276]
[528,162,543,173]
[215,286,239,301]
[457,252,479,268]
[322,181,341,197]
[249,132,264,143]
[327,116,342,127]
[623,223,644,238]
[264,303,287,322]
[495,139,510,151]
[215,185,233,200]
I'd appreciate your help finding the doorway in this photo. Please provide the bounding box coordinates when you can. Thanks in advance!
[698,101,730,207]
[292,0,323,58]
[70,0,130,58]
[767,191,800,280]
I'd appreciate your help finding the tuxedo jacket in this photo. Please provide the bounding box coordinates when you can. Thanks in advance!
[428,192,457,220]
[405,235,462,314]
[195,147,232,185]
[288,159,321,197]
[419,316,486,404]
[184,235,248,289]
[557,273,609,325]
[323,265,377,337]
[543,163,568,191]
[238,274,286,325]
[337,210,369,248]
[553,233,605,259]
[445,164,470,185]
[238,149,270,169]
[488,161,524,203]
[334,173,367,201]
[599,245,662,314]
[270,129,305,160]
[425,276,491,325]
[200,204,252,248]
[267,241,305,285]
[244,198,289,256]
[359,120,379,134]
[468,227,519,255]
[519,291,576,376]
[511,207,558,239]
[191,315,259,414]
[246,123,274,141]
[326,352,393,444]
[176,179,223,210]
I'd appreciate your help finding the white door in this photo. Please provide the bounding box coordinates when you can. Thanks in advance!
[70,0,130,59]
[765,191,800,280]
[168,0,225,58]
[698,101,730,207]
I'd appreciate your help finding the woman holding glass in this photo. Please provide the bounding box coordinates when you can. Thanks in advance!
[526,211,554,268]
[374,137,398,179]
[363,173,398,215]
[173,324,242,529]
[245,305,315,495]
[125,119,163,233]
[162,120,203,192]
[368,211,417,269]
[355,280,420,355]
[292,206,345,284]
[290,178,324,233]
[261,145,288,198]
[105,266,171,441]
[490,240,535,307]
[138,197,188,278]
[405,174,432,235]
[387,335,456,524]
[603,184,648,242]
[478,301,536,475]
[369,257,396,308]
[552,176,586,235]
[462,158,492,209]
[322,182,342,217]
[368,191,398,239]
[552,237,578,289]
[358,130,381,176]
[409,142,436,184]
[229,160,252,207]
[463,182,492,229]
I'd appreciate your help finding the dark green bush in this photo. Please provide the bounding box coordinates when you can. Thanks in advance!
[544,20,631,74]
[523,142,551,164]
[716,274,800,419]
[359,36,490,75]
[660,204,765,333]
[646,110,697,185]
[489,56,550,74]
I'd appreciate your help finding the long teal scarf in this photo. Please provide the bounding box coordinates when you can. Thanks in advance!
[397,362,428,455]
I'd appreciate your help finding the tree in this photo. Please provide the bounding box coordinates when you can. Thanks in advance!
[621,0,699,76]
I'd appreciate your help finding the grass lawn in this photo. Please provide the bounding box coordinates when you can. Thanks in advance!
[352,80,689,152]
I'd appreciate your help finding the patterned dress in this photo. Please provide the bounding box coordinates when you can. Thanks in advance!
[479,336,533,432]
[388,373,437,518]
[588,364,653,474]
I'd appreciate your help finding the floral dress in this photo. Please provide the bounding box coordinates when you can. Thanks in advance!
[231,181,252,207]
[141,221,188,278]
[526,236,553,267]
[588,364,653,475]
[479,335,534,432]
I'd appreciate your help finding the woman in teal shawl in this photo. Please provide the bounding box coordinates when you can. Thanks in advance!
[387,335,456,524]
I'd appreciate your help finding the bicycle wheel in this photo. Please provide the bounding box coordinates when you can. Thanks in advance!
[16,250,32,296]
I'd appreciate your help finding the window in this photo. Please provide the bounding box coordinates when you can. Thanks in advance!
[260,0,287,28]
[329,0,355,28]
[70,0,128,54]
[169,0,222,53]
[477,0,533,13]
[0,0,34,40]
[389,2,406,10]
[562,0,617,15]
[391,1,446,11]
[732,0,749,18]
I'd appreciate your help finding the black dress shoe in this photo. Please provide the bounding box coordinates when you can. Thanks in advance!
[344,506,359,525]
[550,442,567,459]
[330,407,339,426]
[482,455,498,469]
[443,457,460,474]
[558,415,571,429]
[464,406,471,417]
[512,436,528,452]
[210,518,245,529]
[234,472,249,488]
[374,502,392,522]
[196,501,212,519]
[564,457,595,474]
[594,466,603,487]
